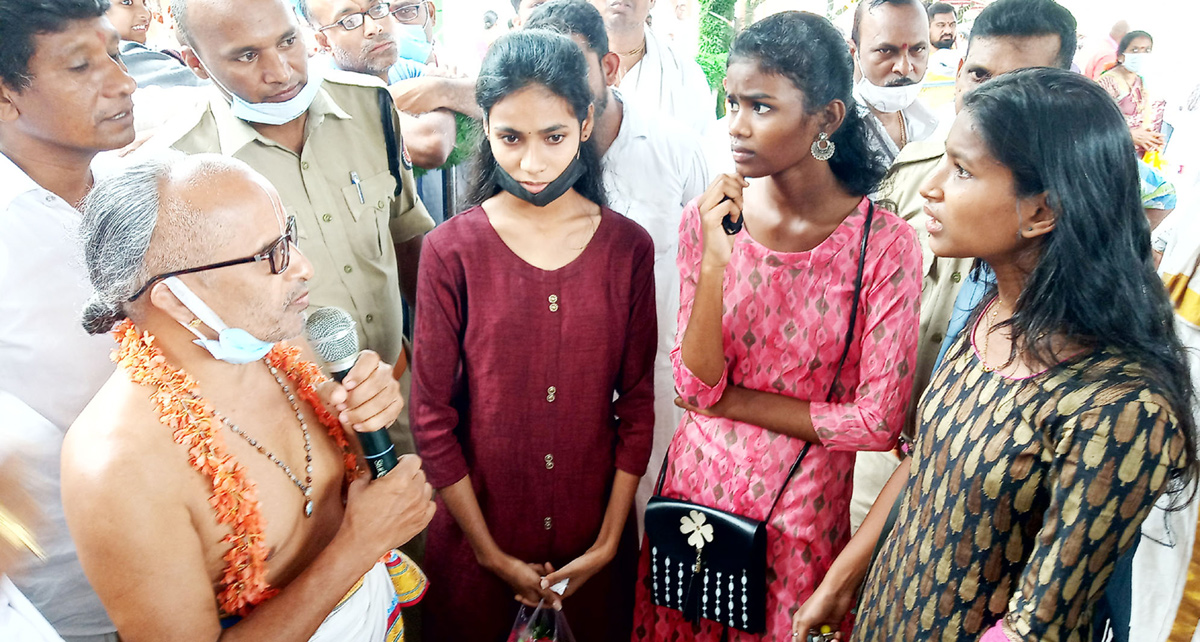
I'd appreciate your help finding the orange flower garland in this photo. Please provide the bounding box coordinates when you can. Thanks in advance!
[112,320,357,617]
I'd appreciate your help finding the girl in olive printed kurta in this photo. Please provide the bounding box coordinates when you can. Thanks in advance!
[842,69,1197,642]
[852,322,1187,642]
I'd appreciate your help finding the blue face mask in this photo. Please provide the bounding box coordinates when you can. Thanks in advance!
[209,58,325,126]
[395,23,433,64]
[164,277,275,365]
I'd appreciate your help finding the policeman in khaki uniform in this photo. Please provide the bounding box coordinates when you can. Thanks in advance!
[879,136,974,421]
[156,0,436,457]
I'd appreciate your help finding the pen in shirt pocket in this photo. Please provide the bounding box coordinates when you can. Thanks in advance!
[350,171,365,204]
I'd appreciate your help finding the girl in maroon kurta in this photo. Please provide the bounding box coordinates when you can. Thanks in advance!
[409,31,656,642]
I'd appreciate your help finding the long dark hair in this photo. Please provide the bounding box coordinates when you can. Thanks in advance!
[467,29,606,208]
[727,11,888,197]
[962,67,1198,495]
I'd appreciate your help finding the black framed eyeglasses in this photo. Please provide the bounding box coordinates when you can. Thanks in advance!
[127,217,298,302]
[389,2,424,25]
[319,2,393,31]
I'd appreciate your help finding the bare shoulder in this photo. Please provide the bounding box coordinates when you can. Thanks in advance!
[63,372,226,640]
[62,373,187,514]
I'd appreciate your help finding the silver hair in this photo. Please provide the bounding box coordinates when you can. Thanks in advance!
[79,154,181,335]
[170,0,193,47]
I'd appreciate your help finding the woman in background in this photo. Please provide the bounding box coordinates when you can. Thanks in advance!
[1099,30,1165,154]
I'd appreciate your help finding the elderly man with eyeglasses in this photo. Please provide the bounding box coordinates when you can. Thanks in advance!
[144,0,435,466]
[62,152,436,642]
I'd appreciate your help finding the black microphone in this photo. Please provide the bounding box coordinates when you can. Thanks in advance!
[305,306,398,479]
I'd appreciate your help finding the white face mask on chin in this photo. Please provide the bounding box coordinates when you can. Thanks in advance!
[854,74,924,113]
[854,51,925,113]
[164,277,276,365]
[207,57,325,126]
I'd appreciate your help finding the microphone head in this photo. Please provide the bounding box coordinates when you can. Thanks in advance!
[305,307,359,373]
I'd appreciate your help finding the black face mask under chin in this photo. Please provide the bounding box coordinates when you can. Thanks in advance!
[492,152,587,207]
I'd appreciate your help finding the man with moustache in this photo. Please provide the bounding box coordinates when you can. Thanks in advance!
[62,153,435,641]
[0,1,137,640]
[524,0,710,531]
[156,0,435,456]
[928,2,957,51]
[849,0,938,165]
[299,0,456,171]
[588,0,712,134]
[926,2,962,77]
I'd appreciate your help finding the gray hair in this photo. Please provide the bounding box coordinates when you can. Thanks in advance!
[79,156,176,335]
[169,0,198,48]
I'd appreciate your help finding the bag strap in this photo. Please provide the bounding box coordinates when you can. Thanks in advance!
[378,88,403,197]
[763,201,874,523]
[654,201,877,504]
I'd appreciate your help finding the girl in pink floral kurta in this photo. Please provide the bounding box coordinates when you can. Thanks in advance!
[632,12,921,642]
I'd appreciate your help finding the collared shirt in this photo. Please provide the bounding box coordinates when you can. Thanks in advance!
[928,47,962,79]
[601,91,709,527]
[620,25,715,135]
[854,92,941,166]
[157,74,435,366]
[0,154,117,635]
[874,133,972,428]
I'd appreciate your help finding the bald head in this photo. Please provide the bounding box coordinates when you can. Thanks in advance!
[1110,19,1129,41]
[172,0,309,105]
[80,154,274,334]
[145,155,272,276]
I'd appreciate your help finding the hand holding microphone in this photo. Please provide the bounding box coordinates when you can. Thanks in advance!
[307,307,403,478]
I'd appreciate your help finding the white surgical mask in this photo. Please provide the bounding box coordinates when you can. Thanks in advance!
[854,74,924,113]
[209,58,325,126]
[1123,52,1151,76]
[853,52,924,113]
[164,277,275,365]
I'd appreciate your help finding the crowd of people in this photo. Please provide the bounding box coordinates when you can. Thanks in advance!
[1,0,1198,642]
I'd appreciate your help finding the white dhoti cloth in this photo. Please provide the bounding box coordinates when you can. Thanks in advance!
[308,550,426,642]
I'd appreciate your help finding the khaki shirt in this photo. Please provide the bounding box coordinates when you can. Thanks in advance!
[877,134,974,431]
[851,134,975,534]
[161,72,435,368]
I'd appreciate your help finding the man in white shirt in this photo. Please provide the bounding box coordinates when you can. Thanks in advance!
[0,1,138,640]
[1131,204,1200,642]
[0,393,67,642]
[588,0,713,134]
[525,0,710,526]
[849,0,939,165]
[926,2,962,78]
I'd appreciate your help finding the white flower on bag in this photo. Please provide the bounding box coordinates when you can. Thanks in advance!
[679,510,715,550]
